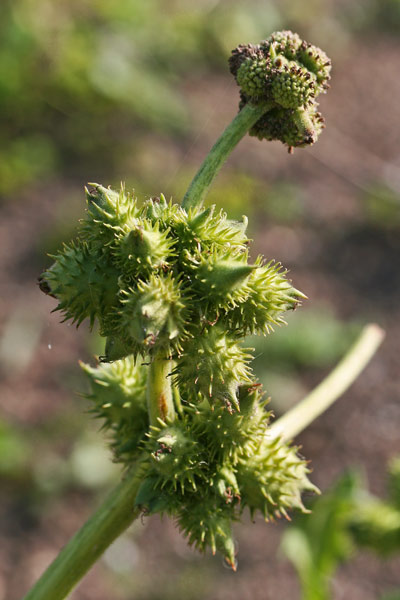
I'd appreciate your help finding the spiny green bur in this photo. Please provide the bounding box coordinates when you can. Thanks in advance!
[41,182,312,569]
[40,30,327,570]
[230,30,331,151]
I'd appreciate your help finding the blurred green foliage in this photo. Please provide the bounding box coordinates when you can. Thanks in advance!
[382,592,400,600]
[363,182,400,229]
[0,419,31,480]
[374,0,400,31]
[249,307,360,372]
[244,307,361,415]
[281,472,356,600]
[203,175,303,224]
[0,0,284,197]
[1,0,398,198]
[281,460,400,600]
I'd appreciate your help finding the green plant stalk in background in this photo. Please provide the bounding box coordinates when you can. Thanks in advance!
[269,324,385,442]
[23,31,384,600]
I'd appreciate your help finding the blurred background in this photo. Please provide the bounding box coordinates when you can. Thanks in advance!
[0,0,399,598]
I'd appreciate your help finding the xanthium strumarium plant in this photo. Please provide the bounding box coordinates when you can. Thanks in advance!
[39,31,331,572]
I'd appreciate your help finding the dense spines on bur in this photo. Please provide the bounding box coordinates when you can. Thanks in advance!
[41,184,302,362]
[81,357,148,462]
[229,259,306,335]
[118,273,187,354]
[230,30,331,149]
[177,499,237,569]
[173,328,253,411]
[113,220,174,279]
[237,438,318,520]
[43,240,120,329]
[175,206,249,254]
[190,249,255,313]
[40,180,311,564]
[81,184,140,250]
[39,28,326,568]
[190,384,271,461]
[133,400,315,566]
[145,420,206,493]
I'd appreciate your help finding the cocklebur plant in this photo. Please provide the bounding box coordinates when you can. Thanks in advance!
[43,182,312,567]
[25,31,384,600]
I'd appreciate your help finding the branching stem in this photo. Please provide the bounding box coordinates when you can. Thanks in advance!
[181,102,272,211]
[269,324,385,442]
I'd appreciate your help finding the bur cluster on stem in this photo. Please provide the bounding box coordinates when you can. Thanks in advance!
[39,30,331,570]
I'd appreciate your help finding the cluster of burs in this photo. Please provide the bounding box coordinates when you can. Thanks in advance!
[230,30,331,149]
[41,180,316,566]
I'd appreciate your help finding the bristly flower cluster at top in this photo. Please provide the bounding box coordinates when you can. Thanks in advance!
[39,30,328,569]
[229,30,331,150]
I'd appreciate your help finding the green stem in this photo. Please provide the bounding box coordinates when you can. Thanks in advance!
[147,355,175,426]
[269,323,385,442]
[24,354,176,600]
[22,458,148,600]
[182,102,272,211]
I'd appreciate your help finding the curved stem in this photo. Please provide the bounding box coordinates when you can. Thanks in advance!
[269,323,385,442]
[181,102,272,212]
[22,457,148,600]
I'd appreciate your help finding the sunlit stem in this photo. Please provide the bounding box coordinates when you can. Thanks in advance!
[147,354,175,426]
[182,102,273,211]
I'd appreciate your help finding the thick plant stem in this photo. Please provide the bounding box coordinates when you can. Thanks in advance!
[24,353,175,600]
[269,323,385,442]
[22,458,148,600]
[147,355,175,426]
[182,102,271,212]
